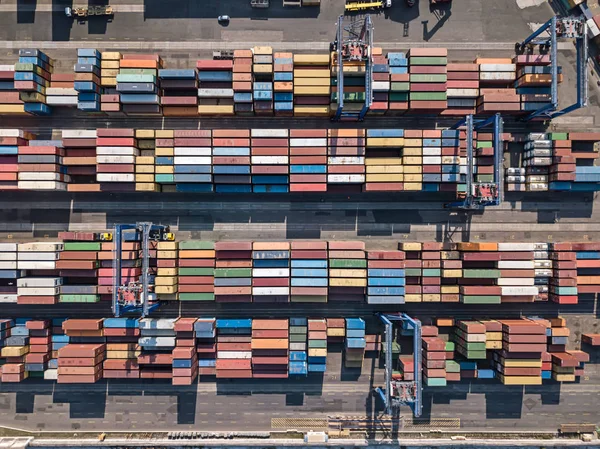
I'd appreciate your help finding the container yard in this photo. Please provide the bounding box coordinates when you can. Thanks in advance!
[2,0,600,444]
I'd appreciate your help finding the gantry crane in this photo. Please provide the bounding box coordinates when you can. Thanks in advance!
[331,14,373,121]
[445,113,504,210]
[375,313,422,418]
[516,15,588,121]
[101,222,174,318]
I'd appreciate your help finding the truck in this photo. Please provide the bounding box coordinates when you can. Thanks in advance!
[345,0,391,11]
[65,5,114,18]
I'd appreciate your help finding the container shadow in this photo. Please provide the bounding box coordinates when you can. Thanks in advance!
[524,382,561,405]
[51,0,74,41]
[471,382,523,420]
[215,376,324,397]
[16,0,36,23]
[54,382,108,419]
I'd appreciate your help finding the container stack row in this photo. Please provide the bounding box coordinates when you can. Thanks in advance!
[344,318,366,369]
[62,129,99,192]
[290,241,328,303]
[251,319,288,378]
[100,51,121,113]
[18,137,67,191]
[328,129,365,188]
[96,128,137,191]
[366,250,405,304]
[0,64,24,115]
[46,71,77,108]
[273,51,293,116]
[307,318,327,374]
[251,128,289,193]
[196,318,217,376]
[387,51,409,113]
[293,54,330,116]
[160,68,197,117]
[58,232,100,305]
[14,49,52,116]
[408,48,448,113]
[172,318,198,385]
[252,242,290,302]
[198,58,233,116]
[514,54,552,113]
[74,49,101,112]
[178,241,215,302]
[138,318,177,379]
[102,317,140,379]
[328,241,366,302]
[216,319,253,379]
[289,317,308,376]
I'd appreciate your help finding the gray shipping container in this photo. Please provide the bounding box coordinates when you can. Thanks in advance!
[60,285,97,294]
[214,278,252,287]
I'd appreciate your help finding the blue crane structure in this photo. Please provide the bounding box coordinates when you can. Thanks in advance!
[516,15,588,121]
[445,113,504,210]
[375,313,422,417]
[107,222,172,318]
[331,14,373,121]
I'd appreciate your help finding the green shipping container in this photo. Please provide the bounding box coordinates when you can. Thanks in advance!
[214,268,252,278]
[290,334,307,342]
[409,92,447,101]
[462,269,500,278]
[389,92,410,101]
[549,132,568,140]
[63,242,101,251]
[409,56,448,65]
[330,92,366,102]
[460,341,486,351]
[424,377,447,387]
[422,268,441,277]
[289,326,308,335]
[445,341,455,351]
[178,292,215,301]
[445,360,460,373]
[308,340,327,348]
[178,267,214,276]
[390,82,410,92]
[119,69,158,76]
[178,240,214,250]
[409,74,447,83]
[381,341,401,354]
[330,259,366,268]
[155,174,174,183]
[458,350,487,359]
[476,174,494,183]
[405,268,422,277]
[59,294,99,303]
[461,295,502,304]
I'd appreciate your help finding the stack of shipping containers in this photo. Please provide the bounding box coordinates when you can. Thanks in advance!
[100,51,120,113]
[330,50,366,116]
[216,319,252,379]
[1,320,27,382]
[344,318,365,369]
[422,131,443,192]
[96,128,137,191]
[408,48,447,113]
[0,64,24,115]
[134,129,157,192]
[574,242,600,295]
[155,129,174,189]
[250,128,289,193]
[62,129,98,192]
[514,54,552,113]
[497,243,539,303]
[441,129,462,194]
[15,49,52,116]
[0,129,30,190]
[550,243,578,304]
[118,54,162,115]
[401,242,422,302]
[17,242,62,305]
[214,242,252,303]
[57,232,100,305]
[274,52,293,116]
[160,68,198,117]
[174,130,213,192]
[364,129,404,192]
[232,50,252,116]
[0,243,18,304]
[288,317,308,376]
[289,129,327,192]
[307,318,327,374]
[370,49,389,114]
[213,129,251,193]
[496,319,545,385]
[403,130,423,191]
[253,47,274,116]
[327,129,365,192]
[102,317,140,379]
[172,318,198,385]
[195,318,217,377]
[366,250,405,304]
[328,241,366,303]
[441,244,461,303]
[178,241,215,302]
[251,319,288,378]
[387,52,409,114]
[24,320,51,380]
[290,241,328,303]
[326,318,345,344]
[74,49,101,112]
[293,53,330,116]
[138,318,176,379]
[421,242,442,302]
[445,62,479,115]
[198,58,234,116]
[454,320,487,362]
[476,58,519,114]
[458,242,502,304]
[58,319,105,383]
[46,71,77,108]
[422,329,447,386]
[97,229,141,302]
[252,242,290,303]
[155,240,178,301]
[17,137,67,191]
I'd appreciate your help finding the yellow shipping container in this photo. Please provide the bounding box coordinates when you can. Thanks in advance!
[441,250,460,259]
[366,174,404,182]
[422,294,441,302]
[158,241,177,250]
[329,278,367,287]
[502,359,542,368]
[486,332,503,341]
[403,166,423,174]
[1,346,28,357]
[135,174,154,183]
[155,277,177,286]
[552,373,575,382]
[106,350,140,359]
[101,77,117,87]
[331,66,365,74]
[403,157,423,165]
[294,54,330,65]
[366,137,405,147]
[404,174,423,182]
[441,286,459,294]
[404,294,422,302]
[253,46,273,55]
[136,129,155,139]
[198,105,234,115]
[135,166,155,174]
[293,68,330,78]
[401,242,422,251]
[294,78,331,87]
[329,269,366,278]
[136,156,155,165]
[328,129,366,137]
[135,183,159,192]
[485,341,502,349]
[403,138,423,147]
[327,328,345,337]
[156,166,174,174]
[291,295,327,303]
[155,148,174,156]
[294,86,330,95]
[403,148,423,156]
[499,375,542,386]
[0,105,26,114]
[155,286,177,295]
[442,269,462,277]
[157,250,178,259]
[101,69,119,77]
[156,129,174,138]
[366,165,403,174]
[253,64,273,73]
[365,157,402,166]
[101,51,122,60]
[404,183,423,191]
[294,106,329,116]
[101,60,120,69]
[157,268,178,276]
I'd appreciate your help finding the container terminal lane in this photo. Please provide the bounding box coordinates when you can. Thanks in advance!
[1,0,600,443]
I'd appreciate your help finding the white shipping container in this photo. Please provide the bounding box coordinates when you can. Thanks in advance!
[17,287,59,296]
[462,333,486,343]
[17,277,62,287]
[372,81,391,91]
[534,261,552,269]
[18,252,59,261]
[527,183,548,191]
[96,173,135,182]
[327,174,365,183]
[252,287,291,296]
[533,243,550,251]
[442,156,460,164]
[423,156,442,165]
[327,156,364,165]
[497,261,535,269]
[198,88,234,98]
[497,278,535,286]
[423,148,441,156]
[446,88,479,98]
[0,262,17,269]
[535,268,552,276]
[497,243,536,251]
[43,369,58,380]
[0,294,17,303]
[17,261,57,270]
[18,181,67,191]
[528,132,548,140]
[289,343,306,351]
[173,156,211,165]
[138,336,176,347]
[0,253,16,261]
[501,286,539,296]
[17,242,63,252]
[0,129,24,138]
[96,155,135,164]
[217,351,252,359]
[173,147,212,156]
[0,65,14,71]
[139,317,177,329]
[479,72,515,81]
[506,176,526,183]
[367,296,404,304]
[0,243,17,252]
[289,138,327,147]
[252,268,290,278]
[96,146,139,156]
[251,156,289,165]
[533,251,549,259]
[18,172,65,181]
[61,129,97,138]
[46,96,78,106]
[46,88,78,96]
[587,18,600,38]
[251,129,288,138]
[480,63,516,72]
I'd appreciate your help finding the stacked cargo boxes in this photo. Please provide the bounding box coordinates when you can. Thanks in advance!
[100,51,121,89]
[23,320,51,379]
[403,130,424,191]
[252,242,290,303]
[173,129,213,193]
[138,318,176,379]
[307,318,327,374]
[328,241,366,302]
[574,243,600,294]
[0,243,19,304]
[326,318,345,343]
[155,241,178,301]
[154,129,174,190]
[251,129,289,193]
[422,334,447,386]
[289,317,308,376]
[522,133,551,192]
[290,241,328,303]
[96,128,137,191]
[548,133,576,188]
[74,49,101,112]
[483,319,503,350]
[289,129,327,192]
[97,229,141,302]
[583,333,600,346]
[444,340,460,382]
[476,58,519,114]
[366,250,405,304]
[533,242,551,301]
[273,52,293,116]
[345,318,366,369]
[370,49,389,114]
[399,355,414,382]
[253,47,274,116]
[1,320,28,382]
[198,59,234,116]
[213,129,251,193]
[440,245,461,303]
[473,131,496,187]
[400,242,423,303]
[440,129,461,194]
[46,73,77,108]
[214,242,252,303]
[408,48,447,113]
[251,319,288,378]
[0,129,30,190]
[46,319,67,380]
[514,54,552,113]
[159,69,198,117]
[134,129,157,192]
[62,129,99,192]
[364,129,403,192]
[330,51,366,116]
[58,319,105,383]
[195,318,217,376]
[15,49,52,116]
[387,52,409,114]
[420,242,442,302]
[57,232,100,304]
[445,63,478,115]
[102,317,140,379]
[327,129,365,192]
[293,54,330,116]
[505,167,526,192]
[550,243,578,304]
[172,318,198,385]
[118,54,162,115]
[178,241,215,302]
[495,319,545,385]
[17,138,67,191]
[216,319,252,379]
[16,242,62,305]
[497,243,538,303]
[0,64,25,115]
[458,242,501,304]
[232,50,253,116]
[422,131,443,192]
[454,321,487,360]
